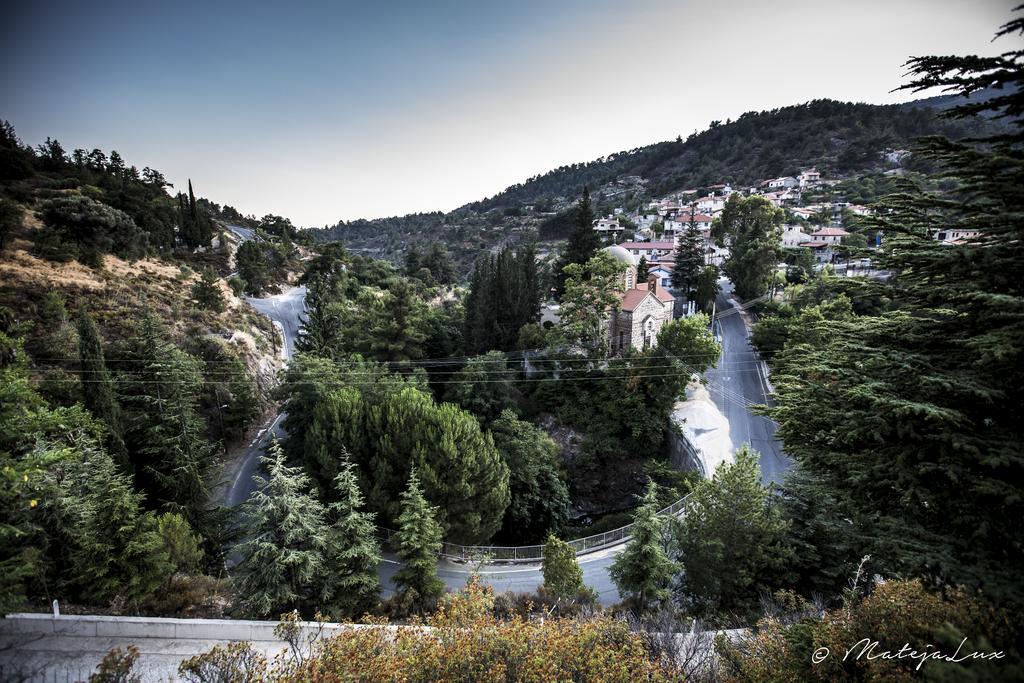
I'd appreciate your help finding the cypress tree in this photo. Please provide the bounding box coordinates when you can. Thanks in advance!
[609,482,677,611]
[75,303,127,470]
[393,468,444,607]
[322,456,382,619]
[636,255,649,281]
[232,439,328,618]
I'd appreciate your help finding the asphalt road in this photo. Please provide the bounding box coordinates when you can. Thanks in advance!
[222,285,306,508]
[225,277,786,603]
[704,281,790,485]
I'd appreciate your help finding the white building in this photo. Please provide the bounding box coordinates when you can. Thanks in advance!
[663,212,713,240]
[617,240,676,261]
[782,225,813,248]
[797,168,821,188]
[593,217,623,235]
[765,176,800,190]
[810,227,850,245]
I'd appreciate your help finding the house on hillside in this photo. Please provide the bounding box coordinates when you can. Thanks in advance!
[810,226,850,245]
[797,168,821,187]
[617,240,677,261]
[765,176,799,190]
[603,246,675,353]
[593,217,623,236]
[782,225,813,248]
[663,212,713,240]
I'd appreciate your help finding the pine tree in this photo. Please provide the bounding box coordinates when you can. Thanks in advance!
[366,280,428,362]
[392,469,444,607]
[322,456,381,619]
[554,188,600,295]
[609,482,677,611]
[76,303,127,469]
[542,534,583,601]
[296,278,345,358]
[191,268,225,312]
[232,439,328,618]
[670,213,705,297]
[695,264,721,313]
[672,446,790,618]
[117,306,216,533]
[67,447,172,609]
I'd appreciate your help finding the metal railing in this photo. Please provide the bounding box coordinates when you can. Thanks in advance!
[376,490,692,564]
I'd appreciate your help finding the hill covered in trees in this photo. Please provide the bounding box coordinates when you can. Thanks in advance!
[308,96,1002,270]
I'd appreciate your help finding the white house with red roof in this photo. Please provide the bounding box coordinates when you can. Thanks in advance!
[810,226,850,245]
[617,240,676,261]
[664,212,713,239]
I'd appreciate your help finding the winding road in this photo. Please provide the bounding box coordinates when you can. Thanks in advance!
[227,273,789,604]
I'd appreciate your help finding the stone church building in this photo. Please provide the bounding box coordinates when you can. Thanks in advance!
[602,245,675,353]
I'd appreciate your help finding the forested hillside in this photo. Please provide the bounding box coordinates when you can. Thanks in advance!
[309,97,1001,270]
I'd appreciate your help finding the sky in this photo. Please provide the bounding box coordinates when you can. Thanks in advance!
[1,0,1019,226]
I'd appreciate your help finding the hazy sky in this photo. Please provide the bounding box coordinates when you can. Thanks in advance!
[1,0,1018,226]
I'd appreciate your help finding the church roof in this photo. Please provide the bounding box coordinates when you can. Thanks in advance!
[602,245,637,266]
[621,283,674,311]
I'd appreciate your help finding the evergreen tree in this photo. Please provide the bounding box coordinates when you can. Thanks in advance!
[463,244,541,354]
[609,482,677,611]
[671,447,791,619]
[76,303,127,469]
[232,440,328,618]
[636,255,649,281]
[295,278,345,358]
[235,241,269,295]
[695,264,721,313]
[392,469,444,607]
[191,268,225,312]
[116,306,216,533]
[67,447,172,609]
[403,243,423,276]
[365,280,428,362]
[442,351,518,424]
[322,456,381,619]
[542,534,584,601]
[424,241,455,285]
[554,188,600,295]
[770,18,1024,606]
[670,214,705,296]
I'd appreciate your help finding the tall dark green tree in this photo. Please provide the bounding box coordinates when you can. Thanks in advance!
[116,306,216,533]
[392,469,444,608]
[232,440,328,618]
[769,14,1024,607]
[464,244,541,353]
[442,351,518,424]
[609,482,677,612]
[191,269,225,313]
[636,255,650,281]
[76,304,127,469]
[66,447,172,610]
[322,457,381,619]
[554,188,600,295]
[296,277,346,358]
[670,214,705,297]
[671,447,790,619]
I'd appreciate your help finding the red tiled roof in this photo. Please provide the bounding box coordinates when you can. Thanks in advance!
[620,283,674,311]
[811,227,850,237]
